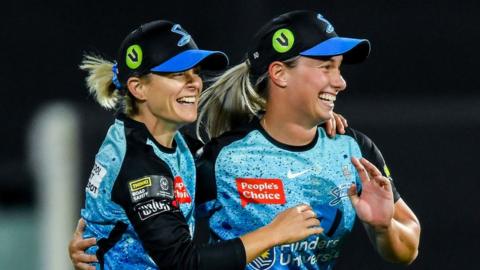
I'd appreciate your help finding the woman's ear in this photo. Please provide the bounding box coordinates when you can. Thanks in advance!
[126,77,147,101]
[268,61,288,88]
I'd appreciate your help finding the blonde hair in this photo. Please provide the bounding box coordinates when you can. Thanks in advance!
[197,61,266,141]
[197,56,300,141]
[79,54,137,116]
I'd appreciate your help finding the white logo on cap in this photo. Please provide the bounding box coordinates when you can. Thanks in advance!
[317,14,335,34]
[253,52,260,59]
[171,24,191,46]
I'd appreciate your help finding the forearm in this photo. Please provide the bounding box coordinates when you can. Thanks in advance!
[364,217,420,264]
[240,225,278,263]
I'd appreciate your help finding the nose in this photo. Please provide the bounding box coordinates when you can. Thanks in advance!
[331,70,347,93]
[184,69,202,91]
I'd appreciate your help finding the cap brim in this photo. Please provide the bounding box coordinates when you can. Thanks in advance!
[300,37,371,64]
[150,49,229,72]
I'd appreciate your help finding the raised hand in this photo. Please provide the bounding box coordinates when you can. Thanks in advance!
[68,219,98,270]
[349,157,394,230]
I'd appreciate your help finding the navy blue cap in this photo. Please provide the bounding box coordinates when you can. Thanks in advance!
[116,20,228,86]
[247,10,371,80]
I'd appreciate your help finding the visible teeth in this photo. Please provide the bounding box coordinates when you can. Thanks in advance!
[177,96,196,104]
[318,93,336,102]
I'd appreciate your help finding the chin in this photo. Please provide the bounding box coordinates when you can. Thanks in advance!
[315,110,334,123]
[178,114,198,124]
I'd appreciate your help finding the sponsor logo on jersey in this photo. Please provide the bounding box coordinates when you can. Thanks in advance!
[134,199,172,220]
[128,175,174,203]
[279,237,341,266]
[236,178,286,207]
[129,177,152,192]
[341,165,352,180]
[329,183,352,206]
[86,161,107,198]
[248,248,275,270]
[174,176,192,204]
[287,169,309,179]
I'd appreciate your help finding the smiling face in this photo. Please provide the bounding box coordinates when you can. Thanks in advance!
[284,55,346,125]
[141,67,202,127]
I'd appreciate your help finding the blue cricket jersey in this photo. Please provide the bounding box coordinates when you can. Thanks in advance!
[80,114,246,270]
[197,119,400,270]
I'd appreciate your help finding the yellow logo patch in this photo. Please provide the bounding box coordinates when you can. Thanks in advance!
[129,177,152,192]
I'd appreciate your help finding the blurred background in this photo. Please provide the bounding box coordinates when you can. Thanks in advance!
[1,0,479,269]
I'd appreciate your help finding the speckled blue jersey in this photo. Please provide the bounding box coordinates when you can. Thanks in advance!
[80,115,196,269]
[197,120,400,270]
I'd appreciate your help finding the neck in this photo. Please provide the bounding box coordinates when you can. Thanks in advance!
[132,112,179,148]
[261,111,317,146]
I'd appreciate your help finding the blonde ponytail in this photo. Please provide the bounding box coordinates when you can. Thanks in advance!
[80,55,121,110]
[80,54,139,116]
[197,61,267,141]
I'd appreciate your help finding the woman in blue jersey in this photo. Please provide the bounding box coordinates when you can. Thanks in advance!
[195,10,420,270]
[71,19,325,270]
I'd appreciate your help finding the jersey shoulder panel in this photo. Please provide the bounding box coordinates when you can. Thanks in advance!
[343,127,401,201]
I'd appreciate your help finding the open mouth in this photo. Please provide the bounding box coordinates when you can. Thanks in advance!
[176,96,197,105]
[318,93,336,103]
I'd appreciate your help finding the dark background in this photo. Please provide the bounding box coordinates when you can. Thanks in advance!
[1,0,479,269]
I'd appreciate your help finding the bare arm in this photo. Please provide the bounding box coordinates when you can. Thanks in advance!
[68,205,323,267]
[363,199,420,264]
[240,204,323,262]
[349,157,420,264]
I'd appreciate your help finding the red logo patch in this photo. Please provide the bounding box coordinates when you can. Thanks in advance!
[236,178,286,207]
[174,176,192,204]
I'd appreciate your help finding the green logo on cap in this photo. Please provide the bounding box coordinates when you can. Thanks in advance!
[126,44,143,69]
[272,29,294,53]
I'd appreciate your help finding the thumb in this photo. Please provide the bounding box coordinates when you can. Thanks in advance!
[348,183,359,205]
[74,218,86,236]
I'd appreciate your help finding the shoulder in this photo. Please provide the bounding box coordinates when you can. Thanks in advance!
[178,127,204,156]
[201,120,257,162]
[343,127,373,146]
[339,127,380,157]
[112,149,175,207]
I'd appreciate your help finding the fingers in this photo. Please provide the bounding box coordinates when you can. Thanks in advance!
[75,253,98,263]
[74,262,96,270]
[338,113,348,128]
[76,237,97,250]
[324,117,336,138]
[74,218,86,236]
[334,113,347,134]
[372,176,392,190]
[295,204,312,213]
[305,216,321,227]
[307,226,324,236]
[302,209,317,219]
[351,157,370,184]
[69,237,97,269]
[348,183,359,205]
[359,158,382,178]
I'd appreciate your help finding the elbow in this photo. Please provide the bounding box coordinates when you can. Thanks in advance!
[381,247,419,265]
[391,221,421,265]
[380,218,421,265]
[396,248,419,265]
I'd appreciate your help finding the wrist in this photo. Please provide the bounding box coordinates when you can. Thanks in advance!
[370,219,394,234]
[261,224,281,246]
